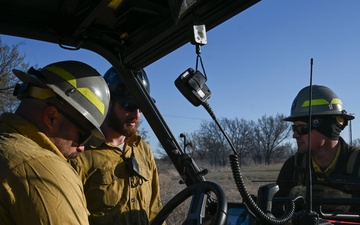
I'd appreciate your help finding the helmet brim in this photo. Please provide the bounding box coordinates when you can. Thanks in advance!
[13,69,47,88]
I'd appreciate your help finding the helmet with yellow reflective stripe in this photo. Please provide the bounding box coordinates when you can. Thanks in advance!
[284,85,354,121]
[12,60,110,140]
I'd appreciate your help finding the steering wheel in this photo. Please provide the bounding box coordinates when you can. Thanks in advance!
[151,181,228,225]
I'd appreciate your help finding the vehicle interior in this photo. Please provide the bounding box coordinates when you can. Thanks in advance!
[1,0,359,224]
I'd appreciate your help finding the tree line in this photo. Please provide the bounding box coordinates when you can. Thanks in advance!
[155,114,360,167]
[155,114,296,166]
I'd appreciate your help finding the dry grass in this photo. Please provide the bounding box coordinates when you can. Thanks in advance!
[157,162,283,224]
[204,164,281,202]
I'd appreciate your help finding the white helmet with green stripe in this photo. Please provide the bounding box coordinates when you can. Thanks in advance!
[13,60,110,140]
[284,85,354,121]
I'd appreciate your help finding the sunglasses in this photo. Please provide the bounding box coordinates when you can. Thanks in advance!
[291,124,311,135]
[120,101,139,112]
[112,93,142,112]
[47,102,92,146]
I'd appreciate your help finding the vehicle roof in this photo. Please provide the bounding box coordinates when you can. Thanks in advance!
[0,0,260,185]
[0,0,259,69]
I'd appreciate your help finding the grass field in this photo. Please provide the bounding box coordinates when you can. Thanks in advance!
[157,162,283,224]
[204,163,282,201]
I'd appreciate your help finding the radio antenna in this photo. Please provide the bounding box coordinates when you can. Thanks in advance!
[306,58,313,212]
[304,58,319,224]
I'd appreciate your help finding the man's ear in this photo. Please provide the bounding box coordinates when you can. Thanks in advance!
[43,105,59,128]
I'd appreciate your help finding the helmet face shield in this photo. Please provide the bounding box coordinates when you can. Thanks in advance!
[13,60,111,141]
[284,85,354,122]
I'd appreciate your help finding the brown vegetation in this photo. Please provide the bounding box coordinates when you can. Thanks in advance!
[157,161,283,224]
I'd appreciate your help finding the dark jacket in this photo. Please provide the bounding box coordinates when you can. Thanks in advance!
[276,137,360,198]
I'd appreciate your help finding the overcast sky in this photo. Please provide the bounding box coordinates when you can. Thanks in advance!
[2,0,360,154]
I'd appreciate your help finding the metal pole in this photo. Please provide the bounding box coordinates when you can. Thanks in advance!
[349,114,353,145]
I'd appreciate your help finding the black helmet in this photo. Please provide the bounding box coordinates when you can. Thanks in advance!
[13,60,110,140]
[284,85,354,121]
[103,67,152,99]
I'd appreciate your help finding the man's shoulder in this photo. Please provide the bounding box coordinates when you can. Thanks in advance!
[0,132,55,163]
[138,138,150,146]
[280,153,304,170]
[0,135,77,181]
[285,153,299,163]
[137,139,153,152]
[77,146,118,161]
[345,147,360,176]
[339,137,359,152]
[70,144,120,167]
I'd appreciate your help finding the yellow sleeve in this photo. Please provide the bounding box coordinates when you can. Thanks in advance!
[0,155,89,225]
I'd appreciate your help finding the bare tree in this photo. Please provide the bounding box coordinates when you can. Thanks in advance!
[352,138,360,148]
[251,114,291,165]
[138,119,149,141]
[153,142,171,161]
[222,117,253,167]
[155,114,293,167]
[198,119,230,167]
[153,133,188,161]
[247,120,263,164]
[0,37,29,113]
[271,141,295,163]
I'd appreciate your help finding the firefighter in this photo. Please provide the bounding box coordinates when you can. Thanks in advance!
[69,67,165,225]
[276,85,360,214]
[0,60,110,225]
